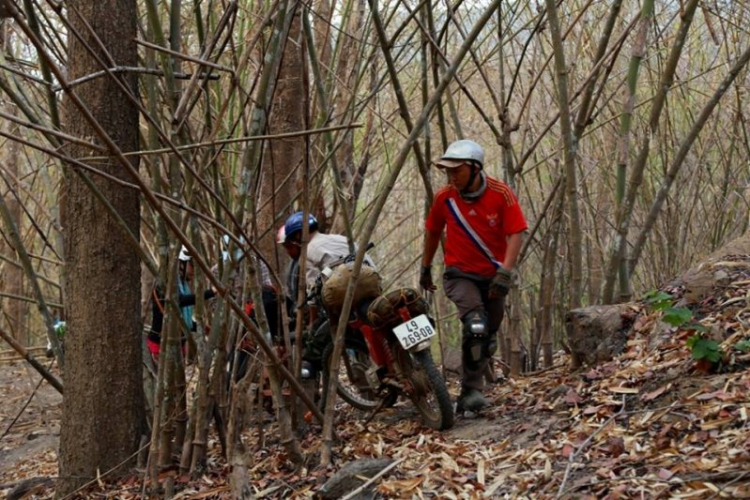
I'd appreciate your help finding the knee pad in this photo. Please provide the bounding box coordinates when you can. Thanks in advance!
[462,310,488,339]
[462,311,490,370]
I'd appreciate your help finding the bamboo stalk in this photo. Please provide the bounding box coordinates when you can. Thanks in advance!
[0,177,63,366]
[602,0,700,301]
[630,41,750,274]
[51,66,221,93]
[543,0,583,309]
[21,0,59,128]
[604,0,655,304]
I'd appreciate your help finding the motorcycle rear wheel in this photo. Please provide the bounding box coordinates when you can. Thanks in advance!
[395,347,455,430]
[321,331,382,411]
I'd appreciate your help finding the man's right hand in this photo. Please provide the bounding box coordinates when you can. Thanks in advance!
[489,267,512,298]
[419,265,437,292]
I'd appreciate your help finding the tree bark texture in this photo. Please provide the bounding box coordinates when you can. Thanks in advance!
[58,0,144,495]
[261,6,305,273]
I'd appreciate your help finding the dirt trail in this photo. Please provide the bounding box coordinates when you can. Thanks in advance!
[0,361,61,489]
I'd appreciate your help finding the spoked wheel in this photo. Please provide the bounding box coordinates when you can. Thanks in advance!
[393,345,454,430]
[320,327,382,411]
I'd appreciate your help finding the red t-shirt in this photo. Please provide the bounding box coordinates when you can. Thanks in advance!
[425,175,528,277]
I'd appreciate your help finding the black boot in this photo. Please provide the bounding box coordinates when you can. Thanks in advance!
[456,388,487,412]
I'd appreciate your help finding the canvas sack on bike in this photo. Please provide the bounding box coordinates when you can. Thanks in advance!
[321,262,382,313]
[367,288,430,329]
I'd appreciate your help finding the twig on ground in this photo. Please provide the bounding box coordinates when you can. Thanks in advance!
[340,457,405,500]
[702,470,750,499]
[556,395,626,498]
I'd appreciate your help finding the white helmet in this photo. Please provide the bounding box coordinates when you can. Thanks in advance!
[434,139,484,169]
[276,226,287,245]
[178,245,191,262]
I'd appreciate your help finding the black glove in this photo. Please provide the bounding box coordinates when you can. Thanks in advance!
[489,267,512,298]
[419,265,436,292]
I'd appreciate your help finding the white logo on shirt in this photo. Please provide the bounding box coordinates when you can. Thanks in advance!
[468,209,477,216]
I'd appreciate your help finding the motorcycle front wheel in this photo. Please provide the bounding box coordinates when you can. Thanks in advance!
[394,346,455,430]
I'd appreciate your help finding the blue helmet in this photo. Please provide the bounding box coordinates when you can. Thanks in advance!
[283,211,318,240]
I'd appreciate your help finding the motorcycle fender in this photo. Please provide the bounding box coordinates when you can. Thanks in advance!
[360,324,388,366]
[411,339,432,352]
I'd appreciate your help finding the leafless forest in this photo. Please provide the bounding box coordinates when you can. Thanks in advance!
[1,0,749,496]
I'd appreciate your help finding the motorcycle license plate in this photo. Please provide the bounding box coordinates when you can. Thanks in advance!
[393,314,436,350]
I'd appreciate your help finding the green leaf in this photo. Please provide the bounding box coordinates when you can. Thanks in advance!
[645,290,673,312]
[645,290,672,303]
[663,307,693,327]
[689,338,722,363]
[735,339,750,353]
[705,348,722,364]
[686,334,702,349]
[691,343,708,360]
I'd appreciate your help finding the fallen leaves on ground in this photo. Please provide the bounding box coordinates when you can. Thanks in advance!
[3,264,750,498]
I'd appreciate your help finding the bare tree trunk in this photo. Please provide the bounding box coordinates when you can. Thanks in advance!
[302,8,355,245]
[540,193,564,368]
[309,0,334,227]
[0,22,28,342]
[190,306,229,473]
[57,0,144,495]
[260,6,305,268]
[157,2,188,488]
[333,0,365,220]
[508,285,522,377]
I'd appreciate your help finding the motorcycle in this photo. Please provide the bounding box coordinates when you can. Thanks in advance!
[310,253,455,431]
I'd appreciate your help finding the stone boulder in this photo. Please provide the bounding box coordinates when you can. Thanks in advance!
[565,304,640,368]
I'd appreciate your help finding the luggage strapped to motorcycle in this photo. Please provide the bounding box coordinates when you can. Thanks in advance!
[318,243,380,312]
[367,288,429,329]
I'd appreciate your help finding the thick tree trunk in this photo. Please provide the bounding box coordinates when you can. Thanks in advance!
[333,0,364,219]
[57,0,144,495]
[260,6,305,272]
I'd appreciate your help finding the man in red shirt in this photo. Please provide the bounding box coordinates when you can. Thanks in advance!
[420,140,527,412]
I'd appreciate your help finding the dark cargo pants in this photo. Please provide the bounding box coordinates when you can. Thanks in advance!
[443,268,505,391]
